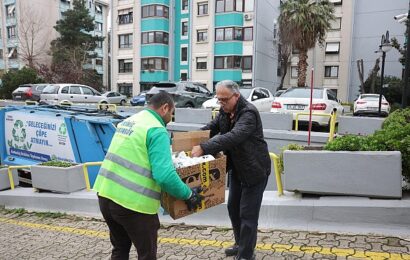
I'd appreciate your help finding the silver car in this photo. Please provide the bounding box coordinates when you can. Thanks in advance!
[102,91,127,105]
[41,84,107,104]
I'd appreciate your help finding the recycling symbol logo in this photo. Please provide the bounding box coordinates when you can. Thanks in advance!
[59,123,67,135]
[12,120,26,142]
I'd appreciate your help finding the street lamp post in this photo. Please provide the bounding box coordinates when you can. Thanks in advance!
[377,31,392,117]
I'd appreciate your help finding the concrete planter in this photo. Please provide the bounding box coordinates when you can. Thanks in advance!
[283,150,402,198]
[338,116,385,136]
[31,164,85,193]
[0,168,19,190]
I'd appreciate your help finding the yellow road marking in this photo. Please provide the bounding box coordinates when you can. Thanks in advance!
[0,217,409,259]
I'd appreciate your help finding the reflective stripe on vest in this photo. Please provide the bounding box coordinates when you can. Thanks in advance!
[105,152,152,179]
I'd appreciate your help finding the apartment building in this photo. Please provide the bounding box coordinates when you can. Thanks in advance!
[0,0,109,85]
[282,0,407,102]
[112,0,280,96]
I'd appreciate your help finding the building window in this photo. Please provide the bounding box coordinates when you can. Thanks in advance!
[95,5,103,14]
[330,17,341,30]
[8,48,17,59]
[291,66,298,78]
[329,0,342,5]
[141,31,168,44]
[197,29,208,42]
[196,57,207,70]
[214,56,243,69]
[181,21,188,36]
[141,58,168,71]
[7,26,16,39]
[118,83,132,97]
[96,58,103,66]
[324,66,339,78]
[242,56,252,71]
[6,4,15,18]
[243,27,253,41]
[119,59,133,73]
[142,5,169,18]
[180,72,188,81]
[325,42,340,54]
[118,8,133,24]
[0,50,3,59]
[96,40,103,49]
[215,0,252,13]
[181,47,188,62]
[119,34,133,48]
[95,22,103,32]
[198,2,208,15]
[182,0,188,11]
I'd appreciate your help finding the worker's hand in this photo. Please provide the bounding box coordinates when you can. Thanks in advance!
[191,145,204,157]
[185,187,204,211]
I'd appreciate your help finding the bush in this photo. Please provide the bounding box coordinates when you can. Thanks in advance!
[0,67,44,99]
[39,160,77,168]
[325,108,410,180]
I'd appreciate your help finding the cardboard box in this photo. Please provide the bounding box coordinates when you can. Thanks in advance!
[161,131,226,219]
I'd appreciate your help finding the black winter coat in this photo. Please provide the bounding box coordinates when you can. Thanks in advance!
[200,96,271,186]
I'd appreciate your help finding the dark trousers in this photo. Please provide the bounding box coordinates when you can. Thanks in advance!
[227,172,267,259]
[98,196,160,260]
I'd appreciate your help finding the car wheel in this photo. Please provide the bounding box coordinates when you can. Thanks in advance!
[184,103,194,108]
[120,99,126,106]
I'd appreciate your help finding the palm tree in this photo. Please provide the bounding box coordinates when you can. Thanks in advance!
[279,0,335,87]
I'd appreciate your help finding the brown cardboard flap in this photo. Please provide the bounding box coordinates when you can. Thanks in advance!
[172,130,210,152]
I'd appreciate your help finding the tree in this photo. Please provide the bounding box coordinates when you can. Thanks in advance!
[357,59,365,94]
[49,0,103,84]
[277,16,292,89]
[363,75,402,105]
[0,67,44,99]
[279,0,335,87]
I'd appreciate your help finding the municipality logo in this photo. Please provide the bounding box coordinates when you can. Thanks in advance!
[59,123,67,135]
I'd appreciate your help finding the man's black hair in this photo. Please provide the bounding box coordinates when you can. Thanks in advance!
[147,91,175,109]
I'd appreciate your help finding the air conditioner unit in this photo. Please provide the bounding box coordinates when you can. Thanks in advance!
[244,13,253,21]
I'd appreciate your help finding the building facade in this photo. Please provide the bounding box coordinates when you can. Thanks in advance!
[0,0,109,86]
[111,0,280,96]
[281,0,408,102]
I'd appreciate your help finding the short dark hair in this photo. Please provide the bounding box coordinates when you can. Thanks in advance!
[147,91,174,109]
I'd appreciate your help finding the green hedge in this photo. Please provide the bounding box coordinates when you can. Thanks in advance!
[324,108,410,180]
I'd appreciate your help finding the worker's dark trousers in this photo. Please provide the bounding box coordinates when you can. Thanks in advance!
[227,172,267,259]
[98,196,160,260]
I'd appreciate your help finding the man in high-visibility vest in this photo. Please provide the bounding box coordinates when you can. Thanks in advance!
[94,92,204,260]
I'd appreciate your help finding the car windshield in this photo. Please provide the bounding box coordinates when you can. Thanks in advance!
[280,88,323,99]
[240,88,253,99]
[42,85,59,94]
[153,83,177,88]
[15,87,30,92]
[361,94,380,100]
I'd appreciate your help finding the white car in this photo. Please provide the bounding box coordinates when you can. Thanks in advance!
[354,94,390,117]
[41,84,107,104]
[270,87,344,126]
[202,87,274,112]
[102,91,127,106]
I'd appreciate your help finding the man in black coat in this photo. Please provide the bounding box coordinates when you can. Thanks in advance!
[191,80,271,260]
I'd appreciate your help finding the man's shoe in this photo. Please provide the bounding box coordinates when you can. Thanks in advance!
[234,254,256,260]
[224,245,239,256]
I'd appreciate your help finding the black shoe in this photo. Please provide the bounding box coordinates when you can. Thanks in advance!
[234,254,256,260]
[224,245,239,256]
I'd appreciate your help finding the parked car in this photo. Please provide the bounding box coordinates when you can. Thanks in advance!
[354,94,390,117]
[146,81,213,108]
[40,84,107,104]
[102,91,127,105]
[202,87,274,112]
[12,84,49,101]
[273,89,286,97]
[270,87,344,126]
[130,91,147,106]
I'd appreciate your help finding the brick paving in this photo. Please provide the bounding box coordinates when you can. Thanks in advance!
[0,209,409,259]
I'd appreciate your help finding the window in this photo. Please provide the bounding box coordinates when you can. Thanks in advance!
[324,66,339,78]
[7,26,16,38]
[95,5,103,14]
[325,42,340,54]
[215,0,252,13]
[82,87,94,95]
[181,21,188,36]
[141,5,169,18]
[242,56,252,71]
[180,72,187,81]
[182,0,188,11]
[6,4,15,18]
[225,0,234,12]
[95,59,103,66]
[7,48,17,59]
[243,27,253,41]
[214,56,243,69]
[141,58,168,71]
[196,57,207,70]
[141,31,168,44]
[327,89,338,101]
[181,47,188,62]
[225,28,233,41]
[198,2,208,15]
[216,0,224,12]
[118,84,132,97]
[118,9,133,24]
[61,86,69,94]
[330,18,341,30]
[197,29,208,42]
[291,66,298,78]
[329,0,342,5]
[96,40,103,49]
[215,28,224,41]
[244,0,254,12]
[69,86,82,94]
[95,22,103,31]
[119,34,132,48]
[119,59,133,73]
